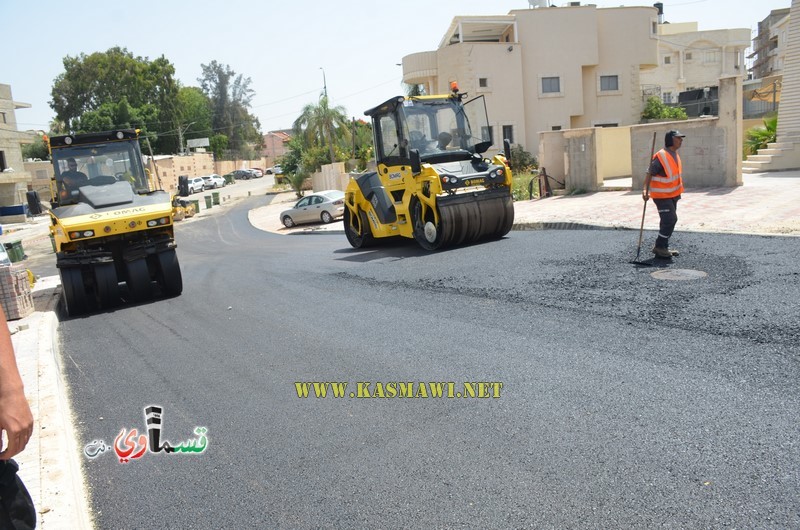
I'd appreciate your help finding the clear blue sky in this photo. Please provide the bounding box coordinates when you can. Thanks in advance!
[1,0,791,134]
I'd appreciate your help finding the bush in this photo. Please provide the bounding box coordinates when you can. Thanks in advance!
[641,96,687,121]
[509,144,537,175]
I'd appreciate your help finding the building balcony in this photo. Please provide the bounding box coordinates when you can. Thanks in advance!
[402,51,438,86]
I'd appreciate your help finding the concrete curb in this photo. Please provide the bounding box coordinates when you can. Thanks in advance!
[10,278,95,529]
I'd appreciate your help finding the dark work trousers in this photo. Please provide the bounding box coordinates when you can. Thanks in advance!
[653,195,680,249]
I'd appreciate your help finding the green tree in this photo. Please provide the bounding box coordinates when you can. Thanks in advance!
[744,114,778,156]
[641,96,687,121]
[173,86,214,155]
[50,47,180,144]
[352,119,373,170]
[277,136,304,176]
[198,61,261,156]
[22,135,50,161]
[209,134,229,160]
[293,95,350,165]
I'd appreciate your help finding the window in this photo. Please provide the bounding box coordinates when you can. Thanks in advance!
[551,126,562,131]
[704,51,720,64]
[685,52,693,61]
[662,92,673,104]
[664,56,671,65]
[0,112,6,124]
[479,78,489,88]
[542,77,560,94]
[502,125,514,145]
[0,151,6,172]
[378,115,400,159]
[600,75,619,91]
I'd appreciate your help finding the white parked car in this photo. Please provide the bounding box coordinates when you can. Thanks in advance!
[202,174,226,189]
[188,176,206,194]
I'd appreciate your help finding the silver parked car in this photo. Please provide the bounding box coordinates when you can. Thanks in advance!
[280,190,345,228]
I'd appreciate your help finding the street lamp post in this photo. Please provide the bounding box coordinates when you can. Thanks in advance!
[177,121,196,156]
[320,67,328,99]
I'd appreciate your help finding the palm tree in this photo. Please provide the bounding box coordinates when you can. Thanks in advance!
[744,114,778,156]
[292,96,350,165]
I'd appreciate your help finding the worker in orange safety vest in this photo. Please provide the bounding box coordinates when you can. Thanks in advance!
[642,130,685,259]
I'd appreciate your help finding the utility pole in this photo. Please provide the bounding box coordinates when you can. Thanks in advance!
[320,67,328,98]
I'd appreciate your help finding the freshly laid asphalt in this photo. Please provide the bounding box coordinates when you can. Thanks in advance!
[3,170,799,528]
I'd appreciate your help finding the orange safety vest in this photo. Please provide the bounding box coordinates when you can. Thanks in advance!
[650,148,684,199]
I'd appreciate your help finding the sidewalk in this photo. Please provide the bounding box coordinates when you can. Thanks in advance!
[3,169,799,528]
[248,170,800,237]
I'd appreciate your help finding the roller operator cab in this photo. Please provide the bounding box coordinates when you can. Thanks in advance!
[344,87,514,250]
[46,129,182,316]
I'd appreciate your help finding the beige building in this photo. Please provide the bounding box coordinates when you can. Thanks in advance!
[402,4,659,156]
[0,83,36,221]
[640,22,751,105]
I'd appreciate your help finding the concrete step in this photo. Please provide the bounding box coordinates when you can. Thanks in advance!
[742,159,771,169]
[758,149,789,156]
[746,154,778,162]
[766,142,797,150]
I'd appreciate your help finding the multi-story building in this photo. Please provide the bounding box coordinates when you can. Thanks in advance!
[401,3,659,156]
[639,20,751,106]
[750,8,791,79]
[743,8,791,120]
[0,83,35,219]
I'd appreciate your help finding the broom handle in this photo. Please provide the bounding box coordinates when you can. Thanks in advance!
[637,132,658,250]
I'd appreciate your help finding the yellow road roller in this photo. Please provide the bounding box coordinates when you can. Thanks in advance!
[344,85,514,250]
[45,129,182,316]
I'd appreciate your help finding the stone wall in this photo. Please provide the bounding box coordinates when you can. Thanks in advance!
[540,75,743,191]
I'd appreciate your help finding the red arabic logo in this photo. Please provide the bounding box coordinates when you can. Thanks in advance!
[83,406,208,463]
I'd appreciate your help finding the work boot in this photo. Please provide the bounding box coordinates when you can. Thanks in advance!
[669,248,680,256]
[652,246,673,259]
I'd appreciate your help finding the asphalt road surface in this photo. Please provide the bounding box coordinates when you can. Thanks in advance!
[57,196,799,528]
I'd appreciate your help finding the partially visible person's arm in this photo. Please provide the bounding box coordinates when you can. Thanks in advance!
[0,307,33,460]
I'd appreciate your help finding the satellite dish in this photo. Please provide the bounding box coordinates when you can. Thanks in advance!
[529,0,550,7]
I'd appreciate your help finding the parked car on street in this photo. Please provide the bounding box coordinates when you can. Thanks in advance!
[280,190,345,228]
[232,169,253,180]
[188,176,206,194]
[249,168,264,177]
[266,165,283,175]
[202,174,226,189]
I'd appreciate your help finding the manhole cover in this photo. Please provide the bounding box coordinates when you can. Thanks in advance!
[650,269,708,281]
